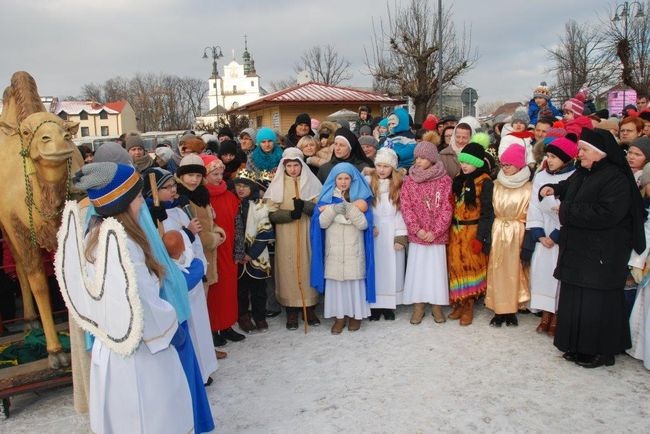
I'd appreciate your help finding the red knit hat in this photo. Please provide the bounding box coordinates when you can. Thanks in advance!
[545,137,578,163]
[422,114,438,131]
[500,145,526,169]
[563,92,586,117]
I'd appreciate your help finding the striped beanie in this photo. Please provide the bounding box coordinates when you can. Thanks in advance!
[73,162,143,217]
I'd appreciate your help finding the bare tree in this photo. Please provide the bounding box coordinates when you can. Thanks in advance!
[365,0,478,122]
[601,3,650,94]
[546,20,617,102]
[80,83,103,102]
[294,45,353,85]
[268,77,298,92]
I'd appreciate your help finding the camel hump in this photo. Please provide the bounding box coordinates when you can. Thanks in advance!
[1,71,46,125]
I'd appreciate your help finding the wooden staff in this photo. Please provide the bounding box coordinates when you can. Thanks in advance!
[148,172,164,237]
[293,177,309,334]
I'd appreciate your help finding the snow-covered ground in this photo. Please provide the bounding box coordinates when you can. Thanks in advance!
[2,303,649,433]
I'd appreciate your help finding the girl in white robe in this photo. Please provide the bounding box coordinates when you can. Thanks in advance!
[366,148,407,320]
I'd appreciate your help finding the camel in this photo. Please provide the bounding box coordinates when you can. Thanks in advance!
[0,71,82,369]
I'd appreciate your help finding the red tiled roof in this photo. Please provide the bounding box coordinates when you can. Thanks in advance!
[230,81,405,112]
[105,100,127,113]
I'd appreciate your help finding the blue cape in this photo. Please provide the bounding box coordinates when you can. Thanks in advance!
[309,163,376,302]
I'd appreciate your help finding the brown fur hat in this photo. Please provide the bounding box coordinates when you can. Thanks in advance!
[179,134,206,154]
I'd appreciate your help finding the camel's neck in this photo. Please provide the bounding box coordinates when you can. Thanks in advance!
[35,159,69,184]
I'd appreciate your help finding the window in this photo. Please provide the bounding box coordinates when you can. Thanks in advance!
[58,112,68,120]
[79,111,88,120]
[213,82,216,88]
[256,116,263,127]
[251,80,254,87]
[99,110,108,120]
[80,127,90,137]
[233,85,237,93]
[101,126,109,136]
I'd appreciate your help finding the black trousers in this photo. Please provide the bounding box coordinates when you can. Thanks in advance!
[238,272,268,321]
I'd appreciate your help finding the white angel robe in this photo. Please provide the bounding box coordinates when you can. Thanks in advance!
[89,239,193,434]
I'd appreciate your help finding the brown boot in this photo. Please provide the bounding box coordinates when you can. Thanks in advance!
[331,317,347,335]
[238,313,256,333]
[348,318,362,332]
[448,302,464,320]
[431,304,446,323]
[547,313,557,337]
[460,299,474,326]
[410,303,426,325]
[536,311,551,333]
[215,350,228,360]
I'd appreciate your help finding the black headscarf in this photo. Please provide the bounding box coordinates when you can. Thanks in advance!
[333,127,374,167]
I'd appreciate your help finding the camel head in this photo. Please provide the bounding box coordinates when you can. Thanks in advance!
[0,112,79,165]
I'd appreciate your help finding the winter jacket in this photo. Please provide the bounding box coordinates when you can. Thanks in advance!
[548,160,633,290]
[319,203,368,280]
[527,98,562,125]
[400,174,453,245]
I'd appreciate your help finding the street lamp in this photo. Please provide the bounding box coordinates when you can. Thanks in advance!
[202,46,223,78]
[612,2,645,112]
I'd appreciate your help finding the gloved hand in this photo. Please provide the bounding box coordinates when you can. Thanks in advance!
[170,324,186,348]
[291,198,305,219]
[470,239,483,254]
[150,205,168,223]
[333,202,347,214]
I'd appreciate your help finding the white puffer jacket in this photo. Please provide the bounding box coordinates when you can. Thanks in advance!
[319,204,368,281]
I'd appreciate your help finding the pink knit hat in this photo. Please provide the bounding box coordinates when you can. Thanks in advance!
[413,141,439,163]
[563,92,586,117]
[545,137,578,163]
[500,145,526,169]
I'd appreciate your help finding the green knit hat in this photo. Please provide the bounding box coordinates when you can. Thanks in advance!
[457,142,485,168]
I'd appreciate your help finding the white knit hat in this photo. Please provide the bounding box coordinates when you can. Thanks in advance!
[374,147,398,169]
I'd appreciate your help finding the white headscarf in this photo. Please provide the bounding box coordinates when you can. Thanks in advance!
[263,147,322,203]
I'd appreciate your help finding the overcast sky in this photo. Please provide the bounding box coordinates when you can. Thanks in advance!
[1,0,614,108]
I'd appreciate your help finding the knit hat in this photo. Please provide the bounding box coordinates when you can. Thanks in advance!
[359,125,373,136]
[500,145,526,169]
[176,154,206,177]
[631,136,650,161]
[200,134,218,145]
[179,135,206,154]
[73,162,143,217]
[374,147,398,169]
[533,81,551,100]
[256,127,277,145]
[200,154,224,174]
[563,92,586,117]
[511,107,530,126]
[154,146,174,164]
[218,139,238,157]
[94,142,132,165]
[358,136,378,148]
[458,142,486,168]
[545,137,578,163]
[239,127,257,140]
[217,126,234,140]
[125,134,144,151]
[413,141,439,163]
[470,132,491,149]
[422,114,439,131]
[295,113,311,126]
[142,167,174,198]
[378,118,389,129]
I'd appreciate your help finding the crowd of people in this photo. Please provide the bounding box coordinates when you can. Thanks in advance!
[63,83,650,432]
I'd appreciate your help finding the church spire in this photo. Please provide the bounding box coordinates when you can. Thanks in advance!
[243,34,253,75]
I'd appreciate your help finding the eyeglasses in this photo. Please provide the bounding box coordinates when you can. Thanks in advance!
[159,183,177,190]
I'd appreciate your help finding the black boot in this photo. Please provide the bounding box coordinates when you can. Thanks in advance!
[369,309,382,321]
[505,313,518,327]
[220,327,246,342]
[212,331,227,347]
[489,314,505,327]
[306,306,321,326]
[286,307,299,330]
[383,309,396,320]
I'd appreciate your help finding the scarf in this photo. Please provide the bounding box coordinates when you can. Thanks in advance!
[205,180,228,198]
[452,169,486,208]
[497,166,531,189]
[250,145,283,171]
[508,131,535,140]
[176,180,210,207]
[408,161,447,183]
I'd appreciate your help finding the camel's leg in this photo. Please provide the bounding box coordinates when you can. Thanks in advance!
[14,265,38,329]
[26,268,69,369]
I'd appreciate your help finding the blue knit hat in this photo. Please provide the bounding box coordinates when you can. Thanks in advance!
[256,127,277,145]
[73,162,143,216]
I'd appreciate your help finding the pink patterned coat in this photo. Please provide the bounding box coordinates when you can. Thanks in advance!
[400,175,453,245]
